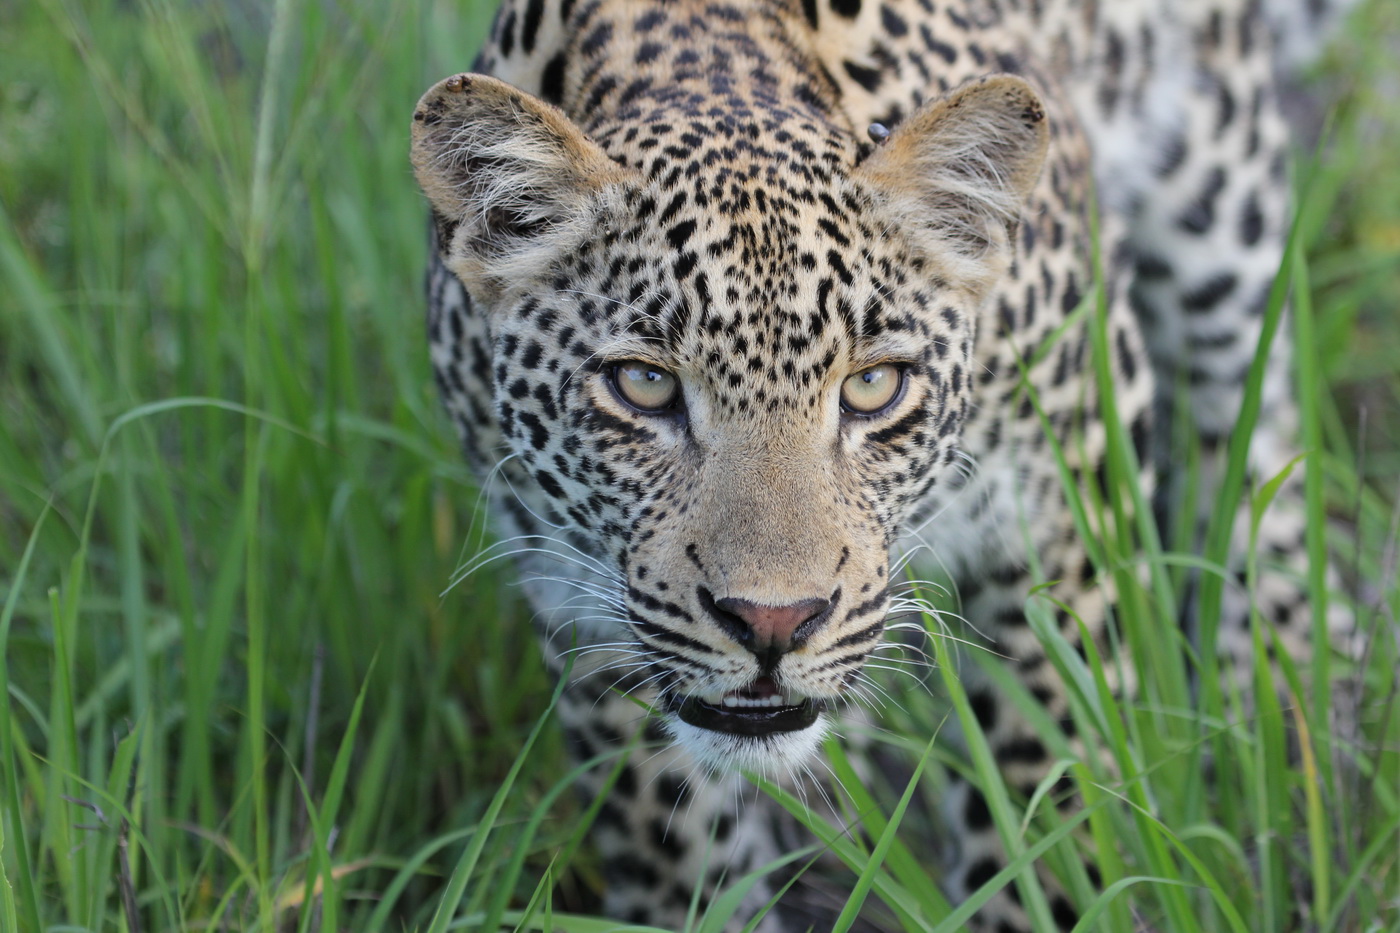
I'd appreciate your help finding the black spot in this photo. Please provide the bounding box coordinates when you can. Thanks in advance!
[963,787,992,829]
[1060,275,1082,314]
[521,0,545,54]
[582,74,617,114]
[618,77,653,107]
[498,9,516,58]
[1156,133,1188,177]
[831,0,861,18]
[581,20,612,56]
[1135,253,1172,280]
[964,855,1000,891]
[1181,272,1238,313]
[518,411,550,450]
[1240,190,1264,246]
[1098,28,1124,115]
[607,854,658,889]
[634,8,665,31]
[880,4,908,36]
[1116,328,1137,383]
[1214,80,1236,139]
[650,817,686,855]
[921,25,958,64]
[1002,739,1047,767]
[1052,895,1078,929]
[801,0,819,28]
[596,799,626,828]
[843,59,883,93]
[1177,167,1227,235]
[540,53,567,104]
[968,689,998,730]
[667,219,697,250]
[659,191,687,225]
[535,469,565,499]
[656,772,689,807]
[563,725,593,760]
[995,605,1028,628]
[1129,411,1151,462]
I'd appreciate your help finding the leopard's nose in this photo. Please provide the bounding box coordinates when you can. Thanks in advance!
[699,587,836,661]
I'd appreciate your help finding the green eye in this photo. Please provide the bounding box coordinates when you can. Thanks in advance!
[841,363,903,415]
[611,361,680,412]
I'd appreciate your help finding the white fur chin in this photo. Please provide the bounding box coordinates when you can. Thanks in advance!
[665,713,831,776]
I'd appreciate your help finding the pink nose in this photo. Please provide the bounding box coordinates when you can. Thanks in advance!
[713,595,832,655]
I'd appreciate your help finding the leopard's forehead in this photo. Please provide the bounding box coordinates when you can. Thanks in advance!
[553,166,952,413]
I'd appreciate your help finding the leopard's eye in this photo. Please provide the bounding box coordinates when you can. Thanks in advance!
[611,361,680,412]
[841,363,904,415]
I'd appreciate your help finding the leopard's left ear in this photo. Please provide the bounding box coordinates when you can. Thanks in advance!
[411,73,634,302]
[854,74,1049,298]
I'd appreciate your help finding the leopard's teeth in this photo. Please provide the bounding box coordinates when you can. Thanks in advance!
[721,693,791,709]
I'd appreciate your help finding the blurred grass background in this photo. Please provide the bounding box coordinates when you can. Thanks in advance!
[0,0,1397,930]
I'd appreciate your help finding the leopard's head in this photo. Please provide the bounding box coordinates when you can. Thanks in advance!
[412,72,1047,772]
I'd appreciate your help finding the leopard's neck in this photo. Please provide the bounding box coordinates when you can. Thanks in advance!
[557,0,858,158]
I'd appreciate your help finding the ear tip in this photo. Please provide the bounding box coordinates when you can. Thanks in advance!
[442,73,474,93]
[413,72,509,123]
[976,75,1050,145]
[974,73,1046,116]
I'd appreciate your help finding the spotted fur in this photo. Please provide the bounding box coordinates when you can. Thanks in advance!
[411,0,1350,928]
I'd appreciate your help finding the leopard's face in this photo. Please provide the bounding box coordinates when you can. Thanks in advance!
[488,176,976,769]
[412,72,1047,771]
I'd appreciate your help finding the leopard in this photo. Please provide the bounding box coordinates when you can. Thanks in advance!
[409,0,1354,928]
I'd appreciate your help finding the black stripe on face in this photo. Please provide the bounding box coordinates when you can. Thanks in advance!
[842,586,889,624]
[628,585,696,623]
[866,405,928,446]
[808,648,874,675]
[829,617,885,651]
[631,614,718,655]
[636,643,712,678]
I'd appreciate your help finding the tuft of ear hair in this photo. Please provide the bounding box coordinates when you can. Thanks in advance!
[854,74,1050,298]
[410,73,633,301]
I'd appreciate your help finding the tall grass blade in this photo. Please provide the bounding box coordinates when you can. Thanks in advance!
[0,506,49,933]
[424,663,571,933]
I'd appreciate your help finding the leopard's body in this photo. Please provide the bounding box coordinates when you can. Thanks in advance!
[410,0,1348,928]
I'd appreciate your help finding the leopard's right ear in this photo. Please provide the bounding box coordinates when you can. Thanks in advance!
[411,73,632,301]
[854,75,1049,300]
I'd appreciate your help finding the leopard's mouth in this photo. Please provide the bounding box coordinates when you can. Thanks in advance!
[666,677,824,736]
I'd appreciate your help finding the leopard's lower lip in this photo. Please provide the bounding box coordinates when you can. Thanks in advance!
[667,692,824,736]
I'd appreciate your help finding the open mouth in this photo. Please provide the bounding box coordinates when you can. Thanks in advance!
[668,677,824,736]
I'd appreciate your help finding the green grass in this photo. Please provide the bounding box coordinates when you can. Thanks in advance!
[1,0,1397,931]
